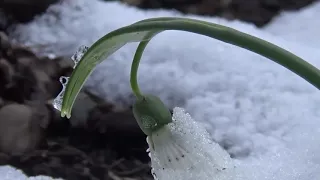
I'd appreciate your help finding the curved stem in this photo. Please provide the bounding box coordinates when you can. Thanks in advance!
[130,39,152,100]
[60,17,320,118]
[108,18,320,90]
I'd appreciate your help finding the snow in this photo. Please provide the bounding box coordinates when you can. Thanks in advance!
[5,0,320,179]
[264,1,320,48]
[0,165,63,180]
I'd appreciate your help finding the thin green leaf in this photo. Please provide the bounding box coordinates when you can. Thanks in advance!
[60,17,320,118]
[60,30,160,118]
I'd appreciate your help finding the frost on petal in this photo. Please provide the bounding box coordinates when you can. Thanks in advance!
[147,107,236,180]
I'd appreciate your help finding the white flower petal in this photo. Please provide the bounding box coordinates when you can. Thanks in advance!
[147,107,236,180]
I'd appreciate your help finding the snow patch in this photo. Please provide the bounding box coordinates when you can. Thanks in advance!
[264,1,320,48]
[0,166,63,180]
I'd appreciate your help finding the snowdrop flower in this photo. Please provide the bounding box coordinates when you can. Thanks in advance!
[146,107,236,180]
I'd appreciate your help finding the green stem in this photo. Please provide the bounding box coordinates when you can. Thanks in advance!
[60,17,320,119]
[130,41,149,100]
[130,33,156,100]
[110,18,320,90]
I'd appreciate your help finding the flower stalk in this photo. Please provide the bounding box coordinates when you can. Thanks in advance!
[57,17,320,119]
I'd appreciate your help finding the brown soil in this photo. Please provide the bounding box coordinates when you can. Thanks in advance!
[0,32,152,180]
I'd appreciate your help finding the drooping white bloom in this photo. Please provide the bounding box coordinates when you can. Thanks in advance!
[146,107,236,180]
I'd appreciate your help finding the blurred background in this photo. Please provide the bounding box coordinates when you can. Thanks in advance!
[0,0,316,28]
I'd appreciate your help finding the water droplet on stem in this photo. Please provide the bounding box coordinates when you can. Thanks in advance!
[53,76,69,111]
[71,45,89,69]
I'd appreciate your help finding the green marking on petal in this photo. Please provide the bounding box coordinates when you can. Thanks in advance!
[133,94,172,136]
[141,115,158,129]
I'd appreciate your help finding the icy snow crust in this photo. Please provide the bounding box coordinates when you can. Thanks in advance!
[264,1,320,48]
[0,166,63,180]
[6,0,320,179]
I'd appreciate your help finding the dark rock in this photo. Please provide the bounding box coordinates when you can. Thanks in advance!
[1,56,37,103]
[0,58,14,94]
[0,10,8,31]
[0,32,74,103]
[0,97,4,108]
[0,103,48,155]
[0,152,9,165]
[0,31,11,50]
[0,0,59,23]
[122,0,144,6]
[87,104,141,135]
[86,104,149,161]
[122,0,318,27]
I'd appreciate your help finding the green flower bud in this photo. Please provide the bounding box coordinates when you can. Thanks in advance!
[132,94,172,136]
